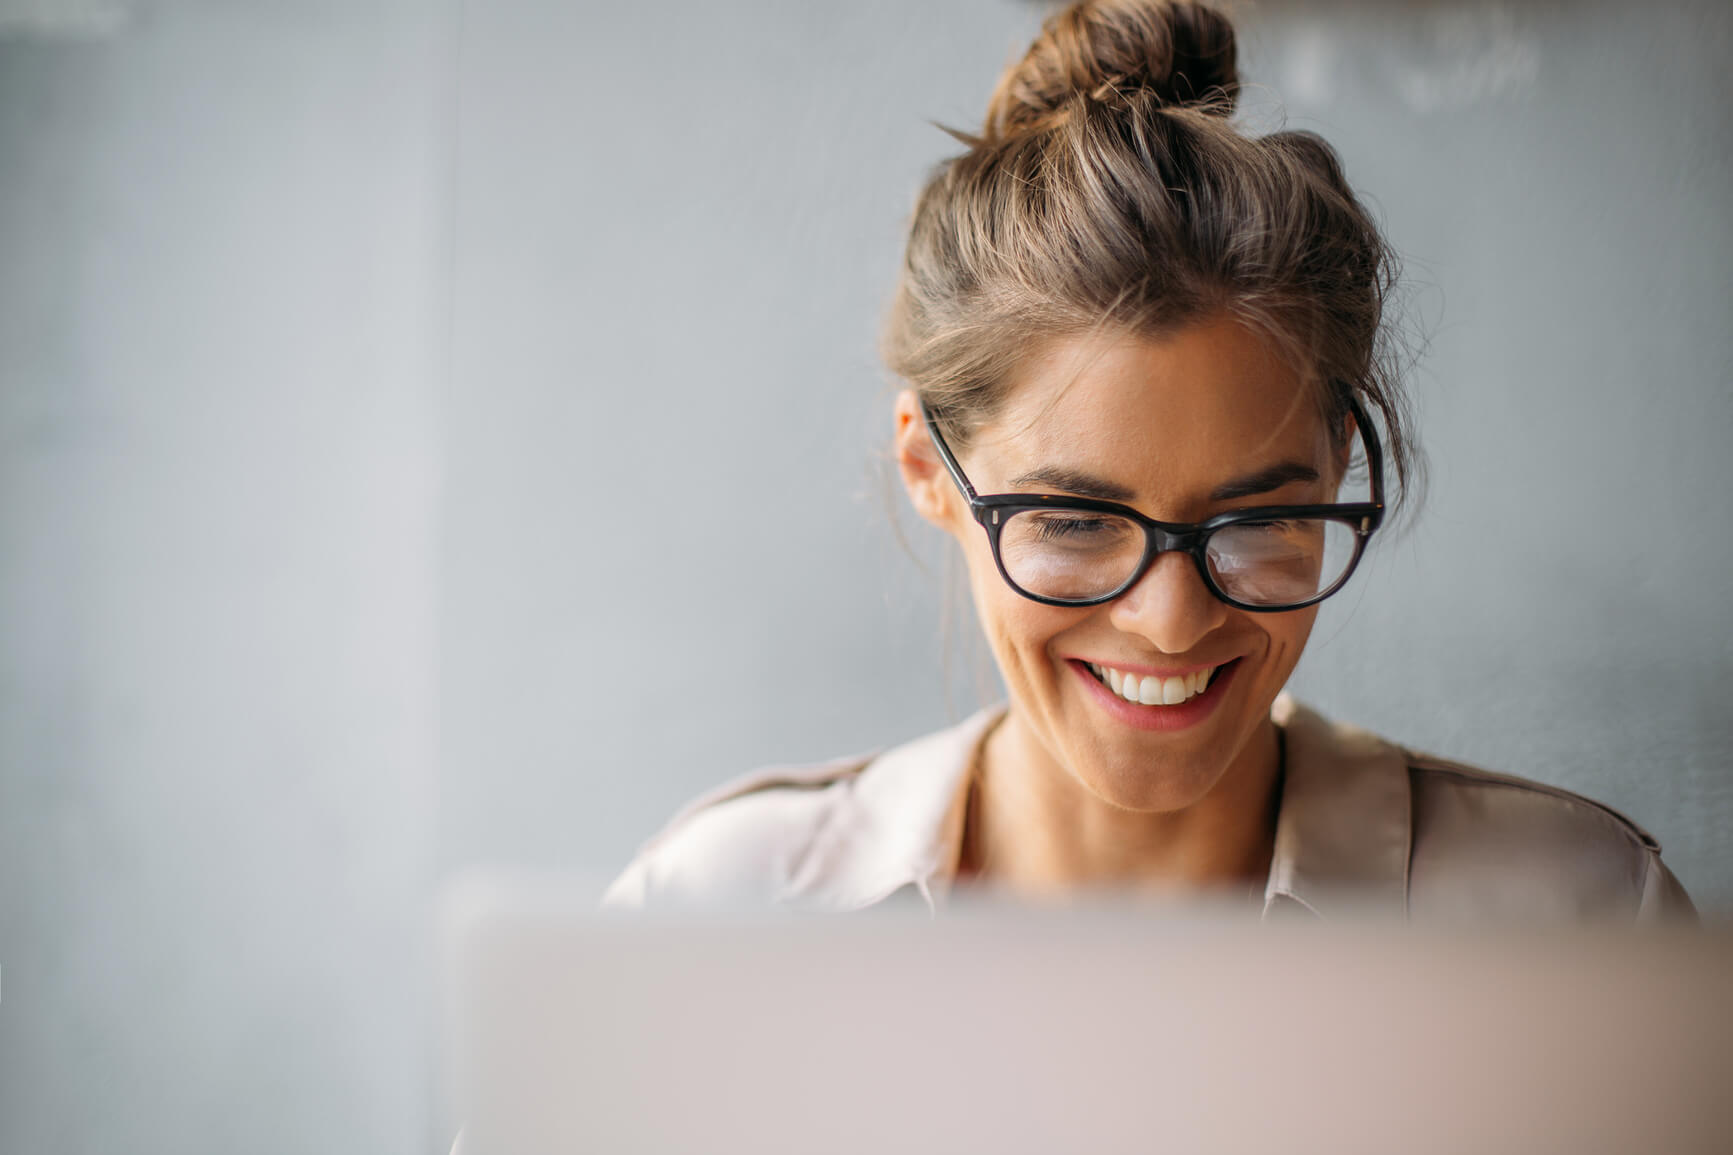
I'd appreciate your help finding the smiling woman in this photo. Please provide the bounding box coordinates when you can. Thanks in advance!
[602,0,1694,920]
[906,322,1351,855]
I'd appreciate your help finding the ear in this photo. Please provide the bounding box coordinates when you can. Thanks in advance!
[893,389,964,532]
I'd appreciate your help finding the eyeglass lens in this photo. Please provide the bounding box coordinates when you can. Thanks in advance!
[996,510,1359,607]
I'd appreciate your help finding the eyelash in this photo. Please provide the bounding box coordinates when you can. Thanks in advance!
[1029,515,1118,541]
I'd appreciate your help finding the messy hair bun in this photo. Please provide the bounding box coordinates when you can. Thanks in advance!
[985,0,1239,141]
[885,0,1420,512]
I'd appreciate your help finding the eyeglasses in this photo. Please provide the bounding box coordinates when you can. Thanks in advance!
[920,397,1385,613]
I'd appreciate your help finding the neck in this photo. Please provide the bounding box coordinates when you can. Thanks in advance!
[961,712,1284,900]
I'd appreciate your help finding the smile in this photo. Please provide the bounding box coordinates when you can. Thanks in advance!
[1084,661,1221,706]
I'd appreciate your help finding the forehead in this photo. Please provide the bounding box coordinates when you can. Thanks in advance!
[980,315,1328,490]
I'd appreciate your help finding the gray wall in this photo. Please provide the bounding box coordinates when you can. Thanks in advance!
[0,1,450,1152]
[2,1,1728,1153]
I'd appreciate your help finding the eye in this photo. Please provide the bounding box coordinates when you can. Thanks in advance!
[1027,512,1119,541]
[1006,510,1142,557]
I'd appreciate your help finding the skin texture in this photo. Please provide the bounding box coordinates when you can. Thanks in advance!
[895,312,1344,898]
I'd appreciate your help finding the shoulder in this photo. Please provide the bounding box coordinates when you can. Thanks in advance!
[599,751,874,910]
[600,707,1000,912]
[1273,696,1694,923]
[1401,748,1696,922]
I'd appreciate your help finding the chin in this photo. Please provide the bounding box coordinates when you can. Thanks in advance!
[1070,748,1230,813]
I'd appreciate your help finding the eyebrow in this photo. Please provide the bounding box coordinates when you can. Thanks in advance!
[1004,467,1137,502]
[1004,461,1321,504]
[1207,462,1321,502]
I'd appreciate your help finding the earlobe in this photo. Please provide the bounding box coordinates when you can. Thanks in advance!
[893,389,956,529]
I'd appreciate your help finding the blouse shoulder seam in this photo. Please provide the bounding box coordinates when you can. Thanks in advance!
[1403,751,1661,853]
[635,752,878,858]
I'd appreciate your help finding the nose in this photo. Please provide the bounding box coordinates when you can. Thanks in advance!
[1106,550,1229,654]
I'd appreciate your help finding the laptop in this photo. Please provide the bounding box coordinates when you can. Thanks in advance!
[440,871,1731,1154]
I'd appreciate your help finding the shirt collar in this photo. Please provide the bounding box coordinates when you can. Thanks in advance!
[795,694,1412,919]
[1264,694,1412,920]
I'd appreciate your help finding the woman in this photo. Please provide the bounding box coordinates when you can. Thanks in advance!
[604,0,1693,920]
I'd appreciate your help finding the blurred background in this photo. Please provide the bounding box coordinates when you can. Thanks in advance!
[1,0,1728,1151]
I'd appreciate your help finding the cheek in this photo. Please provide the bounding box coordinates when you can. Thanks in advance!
[1249,606,1320,684]
[956,539,1077,678]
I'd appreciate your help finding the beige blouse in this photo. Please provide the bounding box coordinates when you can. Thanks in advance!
[603,695,1695,922]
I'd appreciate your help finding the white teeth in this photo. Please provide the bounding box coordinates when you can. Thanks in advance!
[1088,661,1222,707]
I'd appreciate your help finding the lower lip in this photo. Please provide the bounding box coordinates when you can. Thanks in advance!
[1068,658,1239,733]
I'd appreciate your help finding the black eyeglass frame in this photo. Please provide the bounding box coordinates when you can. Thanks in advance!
[920,394,1387,613]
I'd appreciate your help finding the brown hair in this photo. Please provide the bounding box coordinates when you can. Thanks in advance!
[883,0,1419,507]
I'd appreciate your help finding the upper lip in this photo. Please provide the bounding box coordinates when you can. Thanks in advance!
[1069,656,1236,678]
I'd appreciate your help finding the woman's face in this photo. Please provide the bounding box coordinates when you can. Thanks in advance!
[897,313,1344,813]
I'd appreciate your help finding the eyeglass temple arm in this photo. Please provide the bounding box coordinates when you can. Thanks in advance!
[917,398,981,502]
[1345,394,1387,531]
